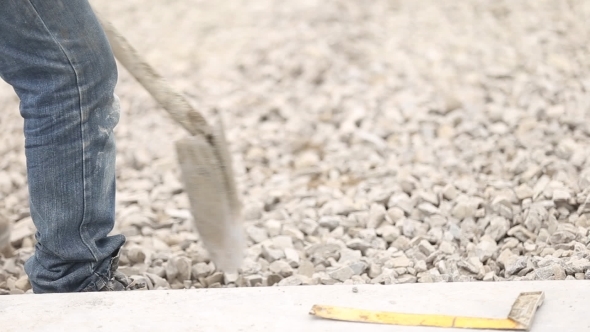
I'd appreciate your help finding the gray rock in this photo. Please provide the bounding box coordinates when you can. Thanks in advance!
[388,193,414,215]
[418,191,439,206]
[347,261,367,275]
[239,257,262,275]
[418,203,439,216]
[370,190,393,205]
[246,225,268,244]
[504,256,528,277]
[299,218,319,235]
[397,274,417,283]
[174,256,192,282]
[338,248,362,264]
[282,224,305,241]
[564,257,590,274]
[501,237,520,250]
[367,204,386,229]
[244,274,263,287]
[418,240,436,256]
[426,215,448,228]
[371,268,398,285]
[368,262,383,278]
[553,190,571,204]
[267,273,283,286]
[496,248,514,269]
[328,265,355,282]
[439,241,455,255]
[224,272,239,284]
[297,260,315,278]
[278,275,312,286]
[389,255,412,268]
[490,195,513,219]
[401,218,427,238]
[442,184,458,201]
[537,228,551,244]
[192,262,212,278]
[145,273,170,289]
[537,256,561,268]
[417,271,447,283]
[515,184,534,200]
[335,199,361,216]
[269,260,294,277]
[578,194,590,215]
[483,271,496,281]
[451,201,476,220]
[507,225,536,242]
[284,248,300,268]
[524,204,547,233]
[14,276,30,292]
[262,245,285,262]
[165,259,179,281]
[346,238,371,253]
[317,272,338,285]
[147,265,166,278]
[523,242,537,252]
[414,260,428,273]
[426,226,444,242]
[458,257,484,277]
[377,225,400,242]
[550,225,577,244]
[533,176,550,200]
[318,216,341,231]
[264,219,282,237]
[535,265,566,280]
[271,235,294,249]
[386,207,405,223]
[485,217,510,242]
[475,236,498,262]
[391,235,410,251]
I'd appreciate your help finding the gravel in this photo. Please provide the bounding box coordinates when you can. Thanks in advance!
[1,0,590,294]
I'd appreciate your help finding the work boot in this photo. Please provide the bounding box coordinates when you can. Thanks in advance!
[99,270,130,291]
[98,250,148,291]
[99,250,131,291]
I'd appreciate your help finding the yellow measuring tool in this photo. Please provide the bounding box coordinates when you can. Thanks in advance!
[309,291,544,331]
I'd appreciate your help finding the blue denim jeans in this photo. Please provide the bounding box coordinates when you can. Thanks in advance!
[0,0,125,293]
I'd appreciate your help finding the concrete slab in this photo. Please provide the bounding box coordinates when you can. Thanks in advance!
[0,280,588,331]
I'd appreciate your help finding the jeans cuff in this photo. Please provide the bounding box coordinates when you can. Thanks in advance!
[80,248,122,292]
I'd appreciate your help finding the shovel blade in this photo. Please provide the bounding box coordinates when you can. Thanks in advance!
[175,128,244,273]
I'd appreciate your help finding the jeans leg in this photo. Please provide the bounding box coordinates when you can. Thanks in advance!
[0,0,125,293]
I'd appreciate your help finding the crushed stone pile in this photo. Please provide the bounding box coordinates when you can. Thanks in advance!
[1,0,590,294]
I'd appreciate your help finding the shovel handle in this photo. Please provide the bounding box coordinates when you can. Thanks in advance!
[94,11,213,138]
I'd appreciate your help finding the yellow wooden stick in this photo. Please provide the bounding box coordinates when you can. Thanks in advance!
[309,291,544,331]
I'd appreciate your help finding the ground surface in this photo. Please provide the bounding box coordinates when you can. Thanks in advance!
[3,281,587,331]
[1,1,590,293]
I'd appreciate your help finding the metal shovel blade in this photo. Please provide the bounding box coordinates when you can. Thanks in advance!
[94,10,246,272]
[175,122,245,273]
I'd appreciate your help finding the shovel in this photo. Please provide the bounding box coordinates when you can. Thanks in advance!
[94,11,245,273]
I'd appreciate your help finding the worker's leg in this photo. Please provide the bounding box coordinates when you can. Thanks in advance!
[0,0,125,293]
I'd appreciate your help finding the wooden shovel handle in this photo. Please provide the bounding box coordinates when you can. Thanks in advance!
[95,11,213,138]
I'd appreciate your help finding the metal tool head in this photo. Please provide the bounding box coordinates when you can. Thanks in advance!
[95,9,245,273]
[175,120,245,273]
[507,291,545,331]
